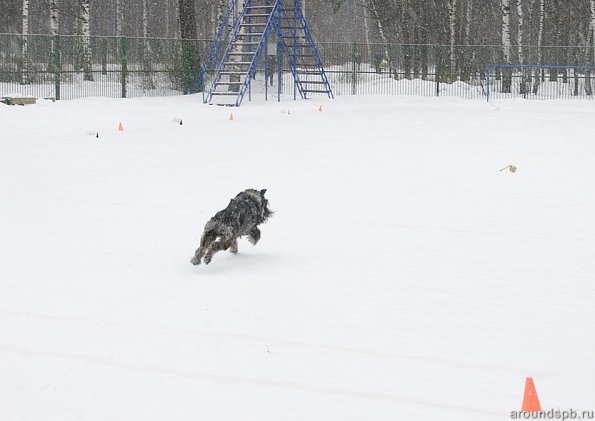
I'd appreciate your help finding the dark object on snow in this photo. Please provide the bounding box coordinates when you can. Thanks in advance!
[1,96,36,106]
[191,189,273,265]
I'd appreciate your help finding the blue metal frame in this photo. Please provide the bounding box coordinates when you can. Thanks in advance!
[234,5,281,106]
[190,0,237,101]
[292,1,333,99]
[201,0,333,106]
[275,0,333,100]
[206,0,255,104]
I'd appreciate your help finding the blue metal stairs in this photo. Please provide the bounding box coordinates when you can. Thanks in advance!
[193,0,333,106]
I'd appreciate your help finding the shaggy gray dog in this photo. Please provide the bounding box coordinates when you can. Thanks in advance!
[191,189,273,265]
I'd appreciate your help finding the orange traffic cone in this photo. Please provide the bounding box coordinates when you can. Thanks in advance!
[318,105,323,112]
[118,122,124,131]
[229,113,234,121]
[521,377,542,412]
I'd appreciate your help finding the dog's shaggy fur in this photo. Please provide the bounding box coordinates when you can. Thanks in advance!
[191,189,273,265]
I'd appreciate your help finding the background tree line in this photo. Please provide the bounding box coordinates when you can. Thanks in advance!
[2,0,594,48]
[2,0,595,92]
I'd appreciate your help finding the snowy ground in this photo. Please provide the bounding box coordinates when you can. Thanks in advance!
[1,93,594,420]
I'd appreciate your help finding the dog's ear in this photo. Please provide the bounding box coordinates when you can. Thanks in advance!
[260,189,267,196]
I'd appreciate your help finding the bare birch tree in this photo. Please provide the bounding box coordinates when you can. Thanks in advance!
[590,0,595,62]
[533,0,545,93]
[366,0,392,74]
[447,0,458,82]
[584,1,594,95]
[116,0,124,37]
[49,0,60,97]
[464,0,472,44]
[179,0,199,93]
[143,0,149,38]
[501,0,512,92]
[141,0,155,89]
[461,0,474,81]
[100,0,108,74]
[21,0,29,84]
[81,0,93,81]
[517,0,527,94]
[50,0,59,36]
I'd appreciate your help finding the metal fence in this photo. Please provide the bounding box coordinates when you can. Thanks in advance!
[486,64,595,101]
[1,33,594,101]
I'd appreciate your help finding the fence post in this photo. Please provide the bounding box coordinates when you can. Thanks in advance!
[120,36,127,98]
[52,34,61,100]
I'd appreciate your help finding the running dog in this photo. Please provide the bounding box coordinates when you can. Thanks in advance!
[191,189,273,265]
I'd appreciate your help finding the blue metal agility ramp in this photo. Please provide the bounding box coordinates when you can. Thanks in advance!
[192,0,333,106]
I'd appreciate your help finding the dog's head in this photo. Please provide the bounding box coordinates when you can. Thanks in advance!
[258,189,273,222]
[244,188,273,223]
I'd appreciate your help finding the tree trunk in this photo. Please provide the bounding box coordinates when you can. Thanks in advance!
[590,0,595,65]
[447,0,457,82]
[49,0,60,97]
[21,0,29,85]
[142,0,154,90]
[81,0,93,81]
[533,0,545,94]
[501,0,512,93]
[464,0,472,42]
[462,0,473,81]
[143,0,149,38]
[100,0,108,74]
[179,0,199,94]
[116,0,124,37]
[517,0,526,95]
[362,3,372,61]
[50,0,59,35]
[367,0,392,75]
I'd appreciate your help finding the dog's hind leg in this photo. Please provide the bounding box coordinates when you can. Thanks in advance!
[191,229,217,265]
[247,227,261,245]
[203,228,235,265]
[203,238,234,264]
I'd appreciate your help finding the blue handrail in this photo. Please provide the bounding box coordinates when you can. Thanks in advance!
[190,0,237,100]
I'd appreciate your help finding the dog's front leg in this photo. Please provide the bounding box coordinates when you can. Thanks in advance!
[247,227,261,245]
[229,239,238,254]
[190,248,203,265]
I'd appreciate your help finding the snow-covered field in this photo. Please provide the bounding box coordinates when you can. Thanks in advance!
[1,93,594,420]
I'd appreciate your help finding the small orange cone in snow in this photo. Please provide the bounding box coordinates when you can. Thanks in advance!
[229,113,234,121]
[521,377,542,412]
[318,105,323,112]
[118,122,124,131]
